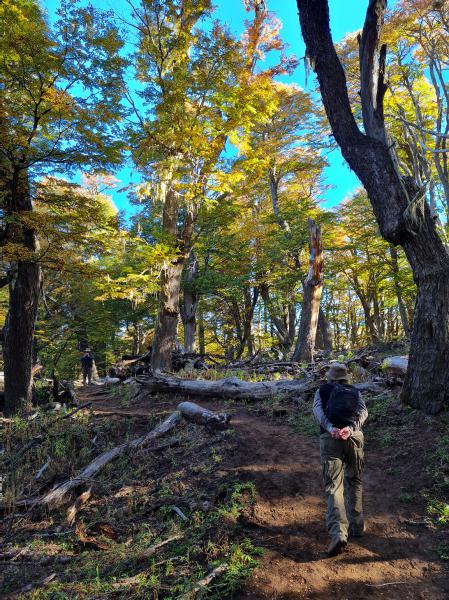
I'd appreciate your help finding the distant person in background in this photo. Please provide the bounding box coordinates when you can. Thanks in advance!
[80,349,94,386]
[313,362,368,557]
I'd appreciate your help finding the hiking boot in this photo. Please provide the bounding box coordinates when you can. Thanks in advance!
[327,537,347,557]
[349,524,365,538]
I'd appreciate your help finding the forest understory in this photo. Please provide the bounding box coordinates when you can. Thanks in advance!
[3,0,449,597]
[1,346,449,600]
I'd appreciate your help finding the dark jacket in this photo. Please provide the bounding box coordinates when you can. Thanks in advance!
[81,354,94,371]
[313,383,368,434]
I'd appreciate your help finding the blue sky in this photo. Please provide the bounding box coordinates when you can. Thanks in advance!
[40,0,374,216]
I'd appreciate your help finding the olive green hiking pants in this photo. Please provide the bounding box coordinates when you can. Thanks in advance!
[319,431,364,541]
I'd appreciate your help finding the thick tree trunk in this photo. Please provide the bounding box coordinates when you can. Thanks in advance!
[401,233,449,413]
[296,0,449,412]
[265,166,298,357]
[269,167,291,233]
[292,219,323,362]
[151,259,184,372]
[2,169,41,416]
[318,306,333,357]
[4,262,41,415]
[372,287,384,340]
[151,185,187,372]
[183,318,196,354]
[180,253,199,354]
[362,305,378,342]
[131,322,145,356]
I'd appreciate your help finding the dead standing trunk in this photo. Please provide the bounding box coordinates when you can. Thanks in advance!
[2,168,41,415]
[296,0,449,413]
[292,219,324,362]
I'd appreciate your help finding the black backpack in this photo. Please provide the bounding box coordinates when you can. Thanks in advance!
[325,383,359,428]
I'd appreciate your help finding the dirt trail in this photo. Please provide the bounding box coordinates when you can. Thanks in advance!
[229,412,447,599]
[79,386,449,599]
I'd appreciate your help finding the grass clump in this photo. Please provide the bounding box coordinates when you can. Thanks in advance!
[0,408,261,599]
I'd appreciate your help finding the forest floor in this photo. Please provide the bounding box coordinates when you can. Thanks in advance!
[1,380,449,599]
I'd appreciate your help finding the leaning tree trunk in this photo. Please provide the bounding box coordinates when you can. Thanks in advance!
[180,253,199,354]
[292,219,324,362]
[3,169,41,416]
[296,0,449,413]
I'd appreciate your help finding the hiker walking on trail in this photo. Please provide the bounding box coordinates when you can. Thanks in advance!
[80,349,94,386]
[313,362,368,557]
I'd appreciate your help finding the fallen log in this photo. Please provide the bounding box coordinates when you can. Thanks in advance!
[382,356,408,377]
[32,403,231,511]
[353,381,385,393]
[178,401,231,430]
[218,361,305,374]
[137,373,317,401]
[137,373,381,401]
[38,411,182,510]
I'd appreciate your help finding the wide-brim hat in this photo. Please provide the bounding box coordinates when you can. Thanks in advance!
[326,362,349,381]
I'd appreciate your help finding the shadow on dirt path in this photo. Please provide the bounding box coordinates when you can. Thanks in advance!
[228,411,448,600]
[78,386,449,599]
